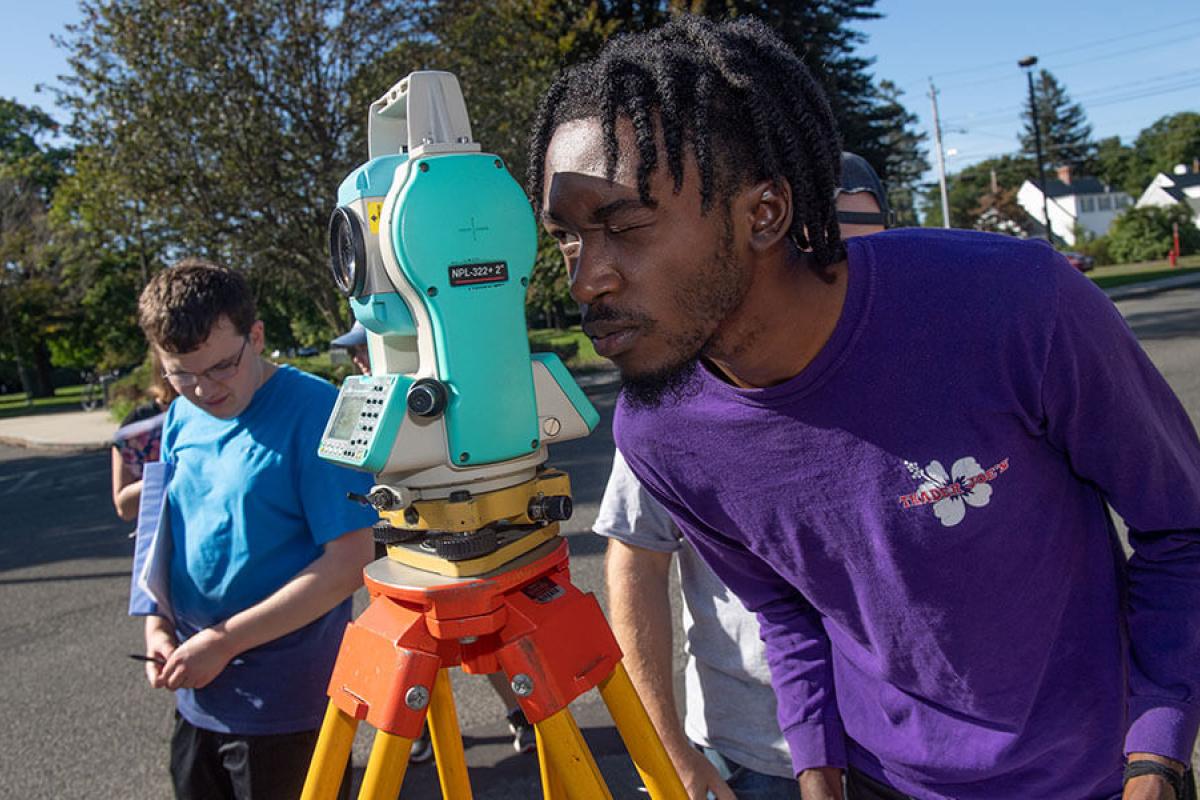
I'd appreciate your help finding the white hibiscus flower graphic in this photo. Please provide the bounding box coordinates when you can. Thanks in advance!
[911,457,993,527]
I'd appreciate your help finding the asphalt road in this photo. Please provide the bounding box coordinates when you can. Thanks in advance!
[0,285,1197,799]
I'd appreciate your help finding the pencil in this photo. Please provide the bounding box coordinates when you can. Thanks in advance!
[128,654,166,665]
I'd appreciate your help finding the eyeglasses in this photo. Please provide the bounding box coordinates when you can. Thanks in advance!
[163,337,249,388]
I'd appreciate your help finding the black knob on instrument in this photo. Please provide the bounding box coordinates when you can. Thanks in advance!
[407,379,448,418]
[528,495,573,522]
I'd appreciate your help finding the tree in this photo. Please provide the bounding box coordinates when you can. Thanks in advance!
[1133,112,1200,185]
[1093,136,1141,196]
[0,99,71,397]
[1107,205,1200,264]
[56,0,421,346]
[921,155,1035,231]
[1020,69,1093,171]
[874,80,929,226]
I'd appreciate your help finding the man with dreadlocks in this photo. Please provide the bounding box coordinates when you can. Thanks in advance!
[530,15,1200,800]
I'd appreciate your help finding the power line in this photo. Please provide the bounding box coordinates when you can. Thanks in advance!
[935,35,1199,97]
[892,16,1200,94]
[943,72,1200,130]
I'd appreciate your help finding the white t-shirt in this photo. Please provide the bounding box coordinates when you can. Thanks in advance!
[593,450,793,779]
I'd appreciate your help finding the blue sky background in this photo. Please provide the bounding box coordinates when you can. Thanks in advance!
[2,0,1198,182]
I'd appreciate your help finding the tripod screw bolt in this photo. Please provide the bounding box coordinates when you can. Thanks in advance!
[405,686,430,710]
[511,674,534,697]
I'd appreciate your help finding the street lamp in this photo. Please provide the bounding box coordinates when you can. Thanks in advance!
[1019,55,1051,241]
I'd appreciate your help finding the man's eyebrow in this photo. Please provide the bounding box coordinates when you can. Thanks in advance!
[592,198,651,222]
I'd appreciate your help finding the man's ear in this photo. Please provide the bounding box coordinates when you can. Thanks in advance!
[249,320,266,353]
[740,178,794,253]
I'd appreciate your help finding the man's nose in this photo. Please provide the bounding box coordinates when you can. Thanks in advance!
[567,243,620,306]
[191,375,218,397]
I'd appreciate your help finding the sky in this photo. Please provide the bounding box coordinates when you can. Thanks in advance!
[2,0,1198,181]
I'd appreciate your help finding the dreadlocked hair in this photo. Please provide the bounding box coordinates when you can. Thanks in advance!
[527,14,846,272]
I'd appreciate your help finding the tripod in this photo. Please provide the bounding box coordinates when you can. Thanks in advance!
[300,534,687,799]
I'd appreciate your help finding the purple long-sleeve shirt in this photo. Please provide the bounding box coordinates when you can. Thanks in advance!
[615,229,1200,799]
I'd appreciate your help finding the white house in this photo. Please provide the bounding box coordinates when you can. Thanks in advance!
[1136,164,1200,229]
[1016,165,1133,245]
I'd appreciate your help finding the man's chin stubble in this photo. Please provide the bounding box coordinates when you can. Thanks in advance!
[618,357,701,410]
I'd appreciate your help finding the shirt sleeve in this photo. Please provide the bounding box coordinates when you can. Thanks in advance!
[621,449,846,774]
[591,449,683,554]
[296,392,378,546]
[1040,261,1200,763]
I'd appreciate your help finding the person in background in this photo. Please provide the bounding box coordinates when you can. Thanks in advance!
[111,350,178,522]
[136,259,376,799]
[594,153,890,800]
[836,153,890,238]
[330,321,371,376]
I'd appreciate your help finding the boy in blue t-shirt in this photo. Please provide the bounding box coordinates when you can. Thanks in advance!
[136,258,375,799]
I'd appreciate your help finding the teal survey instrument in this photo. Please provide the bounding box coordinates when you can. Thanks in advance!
[319,71,599,574]
[303,71,686,800]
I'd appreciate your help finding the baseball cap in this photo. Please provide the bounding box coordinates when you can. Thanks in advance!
[331,321,367,348]
[838,152,891,228]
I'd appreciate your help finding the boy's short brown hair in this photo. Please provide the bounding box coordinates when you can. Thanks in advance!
[138,258,257,354]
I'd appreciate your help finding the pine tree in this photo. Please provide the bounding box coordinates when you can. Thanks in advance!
[1020,69,1094,172]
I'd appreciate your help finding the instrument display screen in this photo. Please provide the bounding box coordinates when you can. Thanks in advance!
[329,395,366,440]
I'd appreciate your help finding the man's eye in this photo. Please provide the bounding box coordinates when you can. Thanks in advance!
[607,221,649,235]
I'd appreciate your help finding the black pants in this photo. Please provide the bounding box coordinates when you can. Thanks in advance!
[846,768,912,800]
[170,714,349,800]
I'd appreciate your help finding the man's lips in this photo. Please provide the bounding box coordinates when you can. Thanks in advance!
[585,324,640,358]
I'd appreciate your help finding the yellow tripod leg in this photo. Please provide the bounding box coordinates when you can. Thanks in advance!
[358,730,412,800]
[301,702,358,800]
[536,725,568,800]
[598,663,687,800]
[427,668,472,799]
[535,709,613,800]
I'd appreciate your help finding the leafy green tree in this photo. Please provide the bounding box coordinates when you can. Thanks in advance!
[1107,205,1200,264]
[1132,112,1200,186]
[0,99,72,397]
[57,0,420,346]
[922,154,1035,230]
[1020,69,1093,171]
[1093,136,1141,196]
[874,80,929,226]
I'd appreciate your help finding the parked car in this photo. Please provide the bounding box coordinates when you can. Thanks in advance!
[297,346,320,357]
[1062,251,1095,273]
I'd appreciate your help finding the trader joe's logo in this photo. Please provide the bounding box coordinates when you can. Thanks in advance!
[898,457,1010,527]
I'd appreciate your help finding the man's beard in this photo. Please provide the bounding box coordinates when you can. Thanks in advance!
[619,357,700,410]
[617,218,744,410]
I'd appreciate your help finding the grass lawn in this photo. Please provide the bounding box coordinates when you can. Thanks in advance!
[0,384,90,419]
[528,326,608,371]
[1088,254,1200,290]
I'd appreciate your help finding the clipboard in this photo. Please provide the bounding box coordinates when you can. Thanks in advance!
[128,460,174,623]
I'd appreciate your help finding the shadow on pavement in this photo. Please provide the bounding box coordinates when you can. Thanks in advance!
[0,448,133,575]
[1123,307,1200,341]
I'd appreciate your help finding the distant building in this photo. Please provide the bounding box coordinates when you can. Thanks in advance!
[1016,165,1133,245]
[1136,163,1200,229]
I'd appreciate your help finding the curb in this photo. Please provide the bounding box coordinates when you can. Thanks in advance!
[0,433,111,453]
[1104,272,1200,301]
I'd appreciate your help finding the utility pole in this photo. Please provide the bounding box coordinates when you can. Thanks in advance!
[1019,56,1051,241]
[928,79,951,229]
